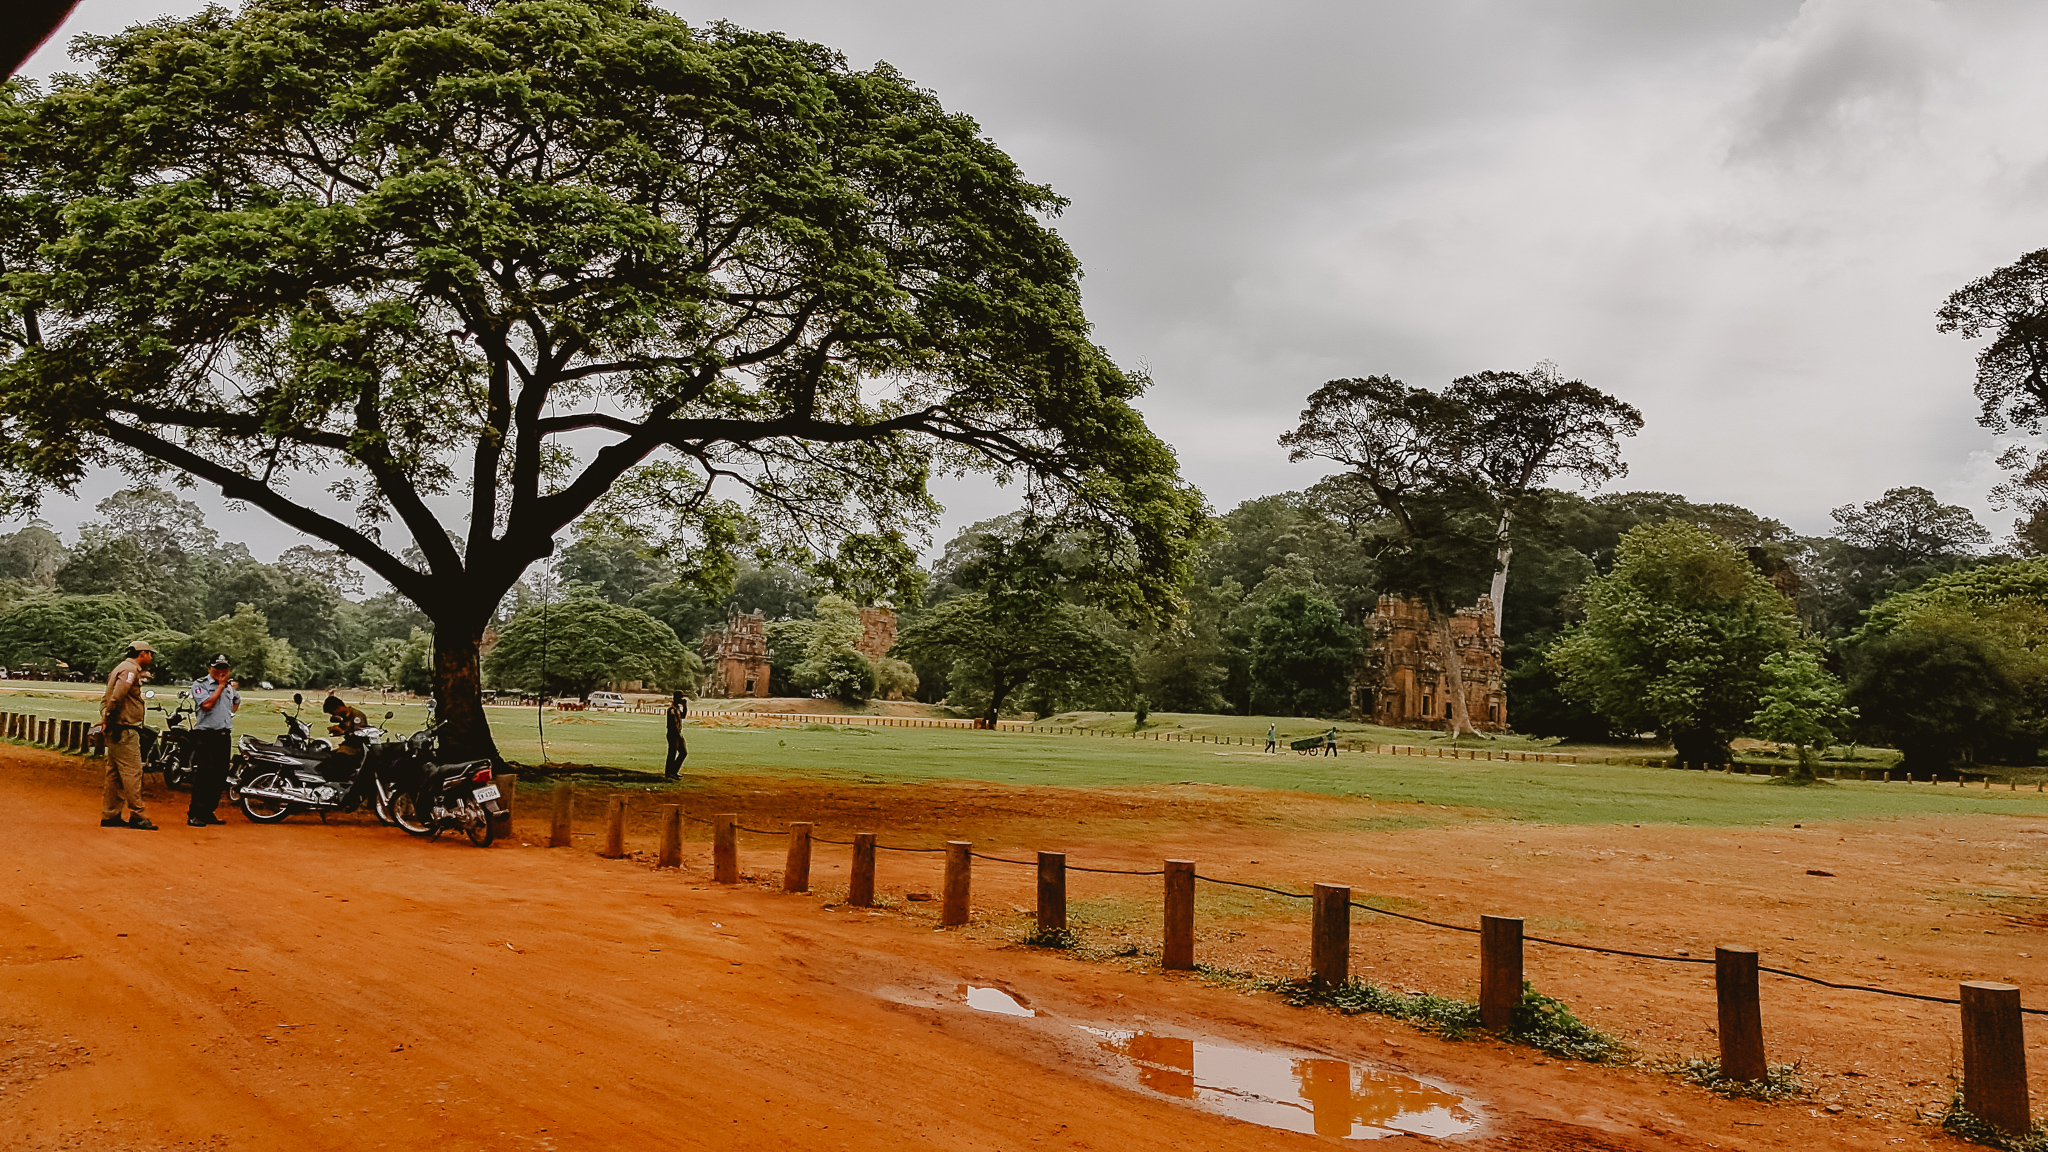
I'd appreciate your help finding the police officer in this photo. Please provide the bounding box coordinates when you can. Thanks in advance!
[664,691,689,779]
[98,640,156,830]
[186,654,240,827]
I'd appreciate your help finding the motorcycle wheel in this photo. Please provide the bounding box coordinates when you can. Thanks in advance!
[371,789,395,826]
[462,808,494,848]
[239,772,294,823]
[391,789,433,838]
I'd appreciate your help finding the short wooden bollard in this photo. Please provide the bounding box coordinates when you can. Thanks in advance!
[496,773,517,822]
[713,813,739,883]
[1715,946,1766,1082]
[941,841,971,927]
[1962,981,2030,1135]
[1036,851,1066,936]
[549,783,573,847]
[1311,883,1350,988]
[1480,915,1524,1032]
[784,822,812,893]
[655,805,682,868]
[849,833,877,907]
[1164,859,1196,970]
[600,797,626,858]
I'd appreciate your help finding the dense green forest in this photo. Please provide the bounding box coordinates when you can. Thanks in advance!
[1,476,2030,770]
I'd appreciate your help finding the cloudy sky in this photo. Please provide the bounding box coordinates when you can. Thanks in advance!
[20,0,2048,562]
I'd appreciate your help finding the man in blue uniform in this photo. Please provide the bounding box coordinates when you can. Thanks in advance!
[187,654,239,826]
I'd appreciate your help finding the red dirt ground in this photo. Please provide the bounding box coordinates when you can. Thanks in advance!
[3,745,2040,1150]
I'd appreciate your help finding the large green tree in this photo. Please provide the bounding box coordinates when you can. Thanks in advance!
[0,591,164,674]
[893,593,1130,726]
[1246,589,1358,718]
[484,594,697,697]
[1548,521,1804,768]
[0,0,1197,760]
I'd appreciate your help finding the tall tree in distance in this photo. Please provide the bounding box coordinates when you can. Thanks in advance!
[1939,248,2048,435]
[1450,362,1642,641]
[0,1,1199,760]
[1281,375,1495,736]
[1829,486,1989,563]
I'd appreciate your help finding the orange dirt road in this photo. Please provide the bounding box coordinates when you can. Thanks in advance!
[0,747,2013,1150]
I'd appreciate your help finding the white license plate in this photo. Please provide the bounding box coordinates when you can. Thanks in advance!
[473,783,501,802]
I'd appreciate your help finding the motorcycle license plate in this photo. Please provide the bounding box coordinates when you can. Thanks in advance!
[473,784,501,802]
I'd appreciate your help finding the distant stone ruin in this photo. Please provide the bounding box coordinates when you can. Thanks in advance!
[701,610,772,698]
[1353,595,1508,732]
[856,605,897,666]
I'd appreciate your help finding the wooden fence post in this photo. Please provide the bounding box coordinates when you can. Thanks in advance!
[849,833,876,907]
[655,804,682,868]
[1715,946,1766,1081]
[549,783,573,847]
[784,822,812,893]
[713,814,738,883]
[1480,915,1524,1032]
[942,841,971,927]
[1164,859,1196,970]
[1036,851,1066,937]
[495,773,517,824]
[1962,981,2031,1135]
[1311,883,1350,988]
[600,797,626,858]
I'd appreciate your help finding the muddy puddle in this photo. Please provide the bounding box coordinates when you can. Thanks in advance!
[959,985,1478,1140]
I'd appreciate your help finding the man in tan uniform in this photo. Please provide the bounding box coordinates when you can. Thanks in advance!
[99,640,156,830]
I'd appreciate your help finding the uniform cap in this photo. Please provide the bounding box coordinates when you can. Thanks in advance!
[209,654,231,669]
[129,640,154,653]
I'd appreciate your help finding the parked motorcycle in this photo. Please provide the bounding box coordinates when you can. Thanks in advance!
[388,732,504,847]
[138,690,198,790]
[235,694,403,825]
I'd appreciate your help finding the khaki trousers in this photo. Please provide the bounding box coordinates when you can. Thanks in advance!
[101,729,145,822]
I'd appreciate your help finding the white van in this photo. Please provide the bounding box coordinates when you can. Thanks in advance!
[585,691,627,710]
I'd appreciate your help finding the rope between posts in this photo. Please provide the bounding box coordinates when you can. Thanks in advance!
[638,808,2041,1014]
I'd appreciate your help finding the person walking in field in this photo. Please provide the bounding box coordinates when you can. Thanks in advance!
[97,640,156,830]
[186,654,239,827]
[1266,723,1277,754]
[1322,726,1339,756]
[664,691,688,779]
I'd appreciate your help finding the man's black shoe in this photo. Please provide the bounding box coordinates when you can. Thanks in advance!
[190,813,225,825]
[100,818,125,828]
[187,818,210,827]
[126,816,159,831]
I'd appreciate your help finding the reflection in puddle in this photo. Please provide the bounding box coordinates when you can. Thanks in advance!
[1086,1027,1477,1140]
[961,985,1037,1017]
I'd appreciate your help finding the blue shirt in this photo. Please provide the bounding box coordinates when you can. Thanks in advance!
[191,677,240,730]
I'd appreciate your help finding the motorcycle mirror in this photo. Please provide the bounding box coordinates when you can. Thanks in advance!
[385,711,394,719]
[293,692,304,706]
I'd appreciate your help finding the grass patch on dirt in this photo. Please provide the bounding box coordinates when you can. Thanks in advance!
[1268,978,1628,1062]
[1940,1088,2048,1150]
[1661,1057,1808,1101]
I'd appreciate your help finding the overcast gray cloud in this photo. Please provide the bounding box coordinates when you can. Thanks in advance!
[19,0,2048,561]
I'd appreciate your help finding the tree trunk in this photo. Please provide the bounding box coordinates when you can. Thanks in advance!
[432,617,501,765]
[1437,610,1486,741]
[1489,510,1514,643]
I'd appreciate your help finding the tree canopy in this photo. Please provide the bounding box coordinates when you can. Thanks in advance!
[484,595,697,698]
[1548,520,1805,767]
[0,0,1198,757]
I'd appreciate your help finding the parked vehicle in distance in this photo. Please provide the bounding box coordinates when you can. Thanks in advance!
[585,691,626,710]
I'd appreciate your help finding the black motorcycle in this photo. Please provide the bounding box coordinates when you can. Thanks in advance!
[235,694,403,825]
[139,690,197,790]
[387,730,505,848]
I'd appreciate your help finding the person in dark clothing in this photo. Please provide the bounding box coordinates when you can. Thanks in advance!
[186,654,239,826]
[664,692,688,779]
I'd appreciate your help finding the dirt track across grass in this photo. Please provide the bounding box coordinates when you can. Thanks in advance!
[4,745,2043,1150]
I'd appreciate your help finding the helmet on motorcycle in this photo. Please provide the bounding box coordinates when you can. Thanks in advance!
[209,654,231,669]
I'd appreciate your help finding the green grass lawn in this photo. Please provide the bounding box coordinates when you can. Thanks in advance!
[2,683,2026,827]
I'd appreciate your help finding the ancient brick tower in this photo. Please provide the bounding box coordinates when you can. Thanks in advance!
[701,610,773,698]
[1353,595,1509,732]
[855,605,897,665]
